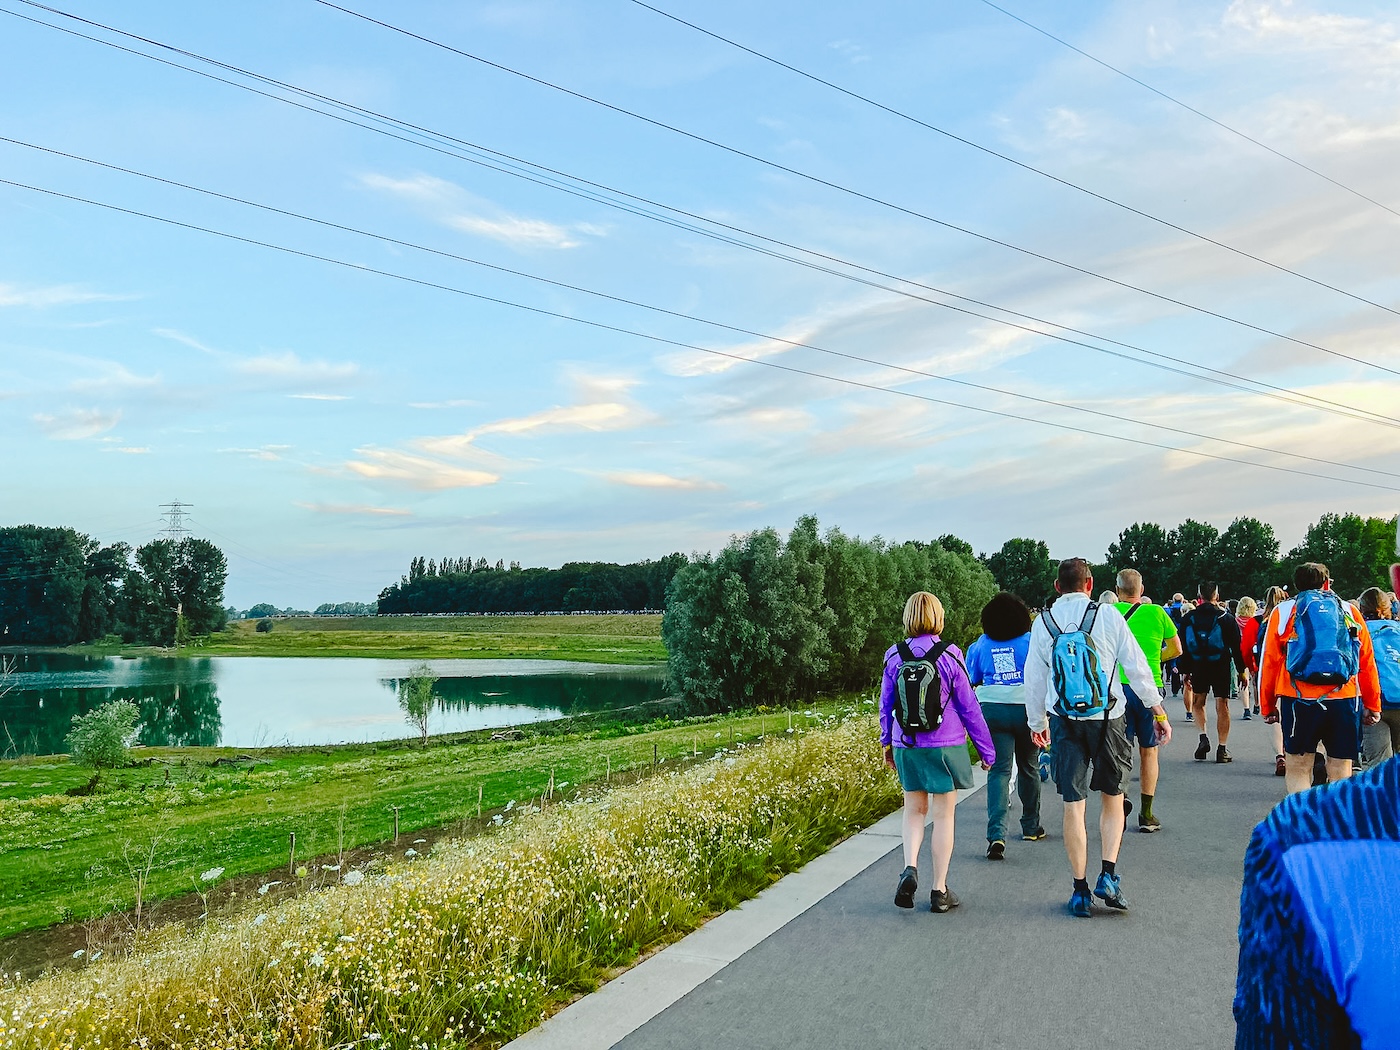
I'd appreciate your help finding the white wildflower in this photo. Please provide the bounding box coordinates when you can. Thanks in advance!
[342,870,365,886]
[199,866,225,882]
[251,914,267,927]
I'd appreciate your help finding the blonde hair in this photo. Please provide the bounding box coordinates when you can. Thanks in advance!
[1261,585,1286,616]
[902,591,946,636]
[1099,590,1119,605]
[1236,596,1258,618]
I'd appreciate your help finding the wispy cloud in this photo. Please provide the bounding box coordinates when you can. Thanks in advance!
[361,172,601,251]
[296,502,412,517]
[602,470,722,491]
[288,393,352,401]
[220,445,290,461]
[344,449,500,490]
[0,283,133,308]
[154,327,224,356]
[33,407,121,440]
[99,446,150,455]
[235,352,359,383]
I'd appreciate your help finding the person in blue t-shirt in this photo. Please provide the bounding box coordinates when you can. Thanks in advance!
[965,592,1043,859]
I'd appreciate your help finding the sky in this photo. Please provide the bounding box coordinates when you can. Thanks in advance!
[2,0,1399,609]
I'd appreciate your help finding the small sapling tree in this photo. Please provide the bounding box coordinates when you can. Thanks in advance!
[66,699,141,769]
[398,663,438,744]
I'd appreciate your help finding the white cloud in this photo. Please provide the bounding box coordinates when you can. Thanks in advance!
[153,328,223,356]
[602,470,722,491]
[220,446,288,461]
[234,352,359,383]
[296,502,412,517]
[288,393,352,401]
[33,407,121,440]
[99,446,150,455]
[361,172,599,251]
[0,283,132,308]
[344,449,500,490]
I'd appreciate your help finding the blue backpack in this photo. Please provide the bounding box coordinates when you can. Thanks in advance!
[1182,610,1227,661]
[1368,618,1400,710]
[1286,590,1361,692]
[1042,602,1114,717]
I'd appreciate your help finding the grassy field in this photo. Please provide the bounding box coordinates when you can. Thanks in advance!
[72,613,667,662]
[0,699,852,952]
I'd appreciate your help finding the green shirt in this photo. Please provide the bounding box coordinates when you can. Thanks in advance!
[1115,601,1178,689]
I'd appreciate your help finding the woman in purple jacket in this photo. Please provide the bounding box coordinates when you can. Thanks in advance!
[881,591,996,912]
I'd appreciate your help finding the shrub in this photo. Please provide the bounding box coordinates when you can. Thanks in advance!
[397,662,437,743]
[255,618,274,633]
[65,700,140,770]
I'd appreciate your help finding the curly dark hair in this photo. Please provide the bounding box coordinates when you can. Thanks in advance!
[981,591,1032,642]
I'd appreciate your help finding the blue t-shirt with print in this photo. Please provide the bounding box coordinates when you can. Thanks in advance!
[965,633,1030,688]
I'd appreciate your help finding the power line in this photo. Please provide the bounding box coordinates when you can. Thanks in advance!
[12,1,1400,380]
[158,500,193,540]
[2,174,1397,495]
[6,135,1399,482]
[309,0,1400,334]
[624,0,1400,302]
[5,8,1397,425]
[973,0,1400,223]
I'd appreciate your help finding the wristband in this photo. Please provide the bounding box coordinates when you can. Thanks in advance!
[1153,713,1169,723]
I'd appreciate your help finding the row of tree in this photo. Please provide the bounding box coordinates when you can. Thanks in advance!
[662,517,997,709]
[0,526,228,647]
[376,554,688,614]
[983,513,1397,608]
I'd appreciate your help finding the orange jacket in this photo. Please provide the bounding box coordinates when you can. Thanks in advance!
[1258,594,1382,718]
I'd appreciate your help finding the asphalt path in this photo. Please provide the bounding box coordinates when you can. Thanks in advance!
[616,702,1286,1050]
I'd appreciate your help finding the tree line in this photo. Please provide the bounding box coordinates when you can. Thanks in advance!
[0,526,228,647]
[376,553,687,614]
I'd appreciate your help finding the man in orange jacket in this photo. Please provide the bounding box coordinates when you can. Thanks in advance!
[1260,562,1382,795]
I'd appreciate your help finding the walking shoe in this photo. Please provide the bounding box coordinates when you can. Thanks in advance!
[1253,702,1261,715]
[1123,799,1133,820]
[1216,745,1233,764]
[1068,887,1093,918]
[1194,735,1211,761]
[1241,709,1252,721]
[930,888,960,913]
[1037,750,1052,783]
[986,840,1005,860]
[1138,814,1161,833]
[1274,754,1287,777]
[1094,872,1129,910]
[894,865,917,909]
[1184,711,1194,723]
[1022,827,1047,841]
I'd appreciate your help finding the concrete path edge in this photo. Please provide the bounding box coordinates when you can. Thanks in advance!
[505,769,988,1050]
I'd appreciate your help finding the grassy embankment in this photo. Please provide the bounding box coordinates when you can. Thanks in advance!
[0,700,854,950]
[0,711,896,1050]
[62,614,667,663]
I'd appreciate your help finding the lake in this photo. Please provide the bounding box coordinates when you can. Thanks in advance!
[0,652,670,755]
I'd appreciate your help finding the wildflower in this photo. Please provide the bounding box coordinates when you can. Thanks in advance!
[322,864,341,872]
[342,870,365,886]
[251,914,267,927]
[295,866,308,878]
[199,867,225,882]
[71,950,84,959]
[257,881,280,895]
[404,848,418,858]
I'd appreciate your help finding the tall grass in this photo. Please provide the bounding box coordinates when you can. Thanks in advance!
[0,712,896,1049]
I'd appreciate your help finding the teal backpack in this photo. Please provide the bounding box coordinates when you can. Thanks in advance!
[1042,603,1115,717]
[1367,618,1400,710]
[1286,590,1361,693]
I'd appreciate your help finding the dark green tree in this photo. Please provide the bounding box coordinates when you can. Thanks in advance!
[1214,517,1280,598]
[1285,513,1399,597]
[933,534,975,559]
[1105,523,1173,597]
[1166,519,1222,599]
[983,538,1056,607]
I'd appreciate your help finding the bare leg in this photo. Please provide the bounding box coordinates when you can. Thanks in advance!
[1284,754,1314,795]
[1184,682,1195,717]
[1325,757,1353,783]
[1063,798,1088,879]
[901,791,929,868]
[1192,692,1207,734]
[1216,696,1232,747]
[1100,793,1125,864]
[1139,747,1159,797]
[1272,720,1284,756]
[928,792,957,892]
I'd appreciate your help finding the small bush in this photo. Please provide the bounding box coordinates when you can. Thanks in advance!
[65,700,140,770]
[255,618,274,633]
[398,662,438,743]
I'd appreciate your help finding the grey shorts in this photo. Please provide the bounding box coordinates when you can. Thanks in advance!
[893,744,974,794]
[1049,713,1132,802]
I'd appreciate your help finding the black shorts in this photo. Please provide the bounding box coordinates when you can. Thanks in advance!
[1189,661,1233,698]
[1049,713,1132,802]
[1282,697,1361,762]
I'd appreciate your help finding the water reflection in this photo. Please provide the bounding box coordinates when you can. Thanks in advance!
[0,652,667,755]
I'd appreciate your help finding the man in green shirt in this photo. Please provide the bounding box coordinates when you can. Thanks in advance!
[1114,569,1182,832]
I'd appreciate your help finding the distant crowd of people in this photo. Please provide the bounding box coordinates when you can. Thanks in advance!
[876,554,1399,1045]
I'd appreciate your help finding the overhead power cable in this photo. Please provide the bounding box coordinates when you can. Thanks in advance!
[2,174,1397,495]
[5,3,1397,425]
[974,0,1400,223]
[308,0,1400,334]
[624,0,1400,299]
[7,136,1399,480]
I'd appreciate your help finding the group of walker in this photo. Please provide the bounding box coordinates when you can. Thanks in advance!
[879,556,1396,917]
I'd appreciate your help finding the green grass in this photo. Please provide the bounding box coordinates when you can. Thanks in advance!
[0,700,852,943]
[59,614,667,663]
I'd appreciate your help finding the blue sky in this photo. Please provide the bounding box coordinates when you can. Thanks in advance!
[3,0,1399,608]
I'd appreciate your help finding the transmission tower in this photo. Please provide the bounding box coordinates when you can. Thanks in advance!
[159,501,193,540]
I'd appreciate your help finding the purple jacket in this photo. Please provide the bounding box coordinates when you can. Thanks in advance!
[879,634,995,763]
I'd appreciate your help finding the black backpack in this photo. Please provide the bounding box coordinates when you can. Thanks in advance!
[892,639,955,745]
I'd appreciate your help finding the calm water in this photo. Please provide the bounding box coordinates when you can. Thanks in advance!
[0,653,670,755]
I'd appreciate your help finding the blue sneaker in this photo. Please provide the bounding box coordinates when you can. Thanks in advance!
[1038,750,1052,783]
[1094,872,1129,910]
[1068,887,1093,918]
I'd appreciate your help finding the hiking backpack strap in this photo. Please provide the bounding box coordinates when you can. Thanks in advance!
[1081,601,1101,635]
[1042,606,1063,640]
[1123,602,1142,622]
[895,639,917,664]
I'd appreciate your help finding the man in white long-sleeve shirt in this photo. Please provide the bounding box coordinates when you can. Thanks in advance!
[1026,558,1172,917]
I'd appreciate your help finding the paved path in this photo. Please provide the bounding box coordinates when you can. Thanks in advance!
[523,705,1288,1050]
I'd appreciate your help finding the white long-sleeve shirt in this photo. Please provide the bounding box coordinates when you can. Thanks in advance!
[1024,592,1160,734]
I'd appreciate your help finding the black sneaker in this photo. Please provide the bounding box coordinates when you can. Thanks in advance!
[1021,827,1047,841]
[986,840,1005,860]
[894,865,917,909]
[1241,709,1252,721]
[1138,814,1161,833]
[1123,798,1133,820]
[930,888,960,913]
[1194,735,1211,761]
[1216,745,1233,764]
